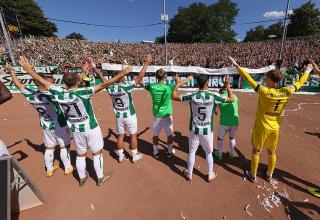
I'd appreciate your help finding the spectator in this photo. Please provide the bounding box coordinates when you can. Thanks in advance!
[1,36,319,70]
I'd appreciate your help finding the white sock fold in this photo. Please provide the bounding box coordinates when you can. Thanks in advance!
[93,154,104,179]
[206,153,214,176]
[131,149,138,155]
[187,152,196,180]
[117,149,124,156]
[76,156,86,179]
[167,144,173,153]
[229,138,236,155]
[60,148,71,170]
[44,149,54,171]
[153,145,159,154]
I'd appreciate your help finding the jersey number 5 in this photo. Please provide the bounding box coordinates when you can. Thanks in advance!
[197,107,206,121]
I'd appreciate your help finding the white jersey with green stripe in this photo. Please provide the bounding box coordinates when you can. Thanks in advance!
[21,87,67,130]
[48,86,99,132]
[107,81,136,118]
[181,90,227,135]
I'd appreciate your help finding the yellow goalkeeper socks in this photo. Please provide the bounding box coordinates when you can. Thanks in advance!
[267,154,276,177]
[251,154,259,177]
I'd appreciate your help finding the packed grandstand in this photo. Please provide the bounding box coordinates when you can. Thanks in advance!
[1,36,319,70]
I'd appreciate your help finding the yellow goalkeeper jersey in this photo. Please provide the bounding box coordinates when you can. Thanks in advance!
[238,67,310,130]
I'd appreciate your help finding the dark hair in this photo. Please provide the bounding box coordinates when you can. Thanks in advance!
[219,88,226,94]
[62,72,80,87]
[111,71,119,77]
[197,74,209,89]
[39,72,54,79]
[155,69,166,80]
[266,69,283,83]
[302,59,310,67]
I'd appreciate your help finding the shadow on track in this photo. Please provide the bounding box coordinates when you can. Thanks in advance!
[105,128,206,181]
[102,127,150,161]
[305,131,320,139]
[282,197,320,219]
[7,140,23,149]
[24,138,98,182]
[159,131,209,181]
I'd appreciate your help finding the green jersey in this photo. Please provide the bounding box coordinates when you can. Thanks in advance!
[21,87,67,130]
[49,86,98,132]
[219,92,239,126]
[181,90,226,135]
[144,83,175,118]
[107,81,136,118]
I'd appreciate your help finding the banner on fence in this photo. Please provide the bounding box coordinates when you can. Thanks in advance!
[101,63,276,75]
[0,64,319,92]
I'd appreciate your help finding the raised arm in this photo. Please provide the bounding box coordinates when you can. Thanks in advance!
[19,56,53,90]
[224,75,234,103]
[134,54,152,84]
[93,66,107,83]
[171,75,192,101]
[214,104,219,116]
[6,64,23,91]
[310,59,320,76]
[94,66,133,94]
[287,64,313,94]
[228,56,258,90]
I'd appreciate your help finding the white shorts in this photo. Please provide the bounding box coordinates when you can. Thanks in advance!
[0,139,9,157]
[189,131,213,155]
[42,126,71,148]
[152,116,173,136]
[73,126,104,155]
[218,125,238,140]
[116,115,138,135]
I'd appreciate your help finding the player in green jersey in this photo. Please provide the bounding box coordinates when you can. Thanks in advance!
[19,56,132,186]
[95,54,152,163]
[142,69,190,159]
[214,88,239,160]
[6,63,73,177]
[172,74,234,183]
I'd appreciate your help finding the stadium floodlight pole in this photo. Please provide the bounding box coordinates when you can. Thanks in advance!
[161,0,168,65]
[278,0,291,61]
[0,8,15,64]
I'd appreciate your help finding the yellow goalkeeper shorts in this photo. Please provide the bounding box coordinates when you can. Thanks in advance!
[251,124,279,151]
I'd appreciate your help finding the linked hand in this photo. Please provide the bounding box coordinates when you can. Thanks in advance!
[6,63,15,74]
[228,56,238,67]
[145,54,152,64]
[19,56,34,71]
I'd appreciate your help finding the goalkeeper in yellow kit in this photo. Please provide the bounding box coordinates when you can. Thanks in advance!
[228,56,313,183]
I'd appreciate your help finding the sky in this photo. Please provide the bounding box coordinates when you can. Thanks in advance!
[34,0,320,42]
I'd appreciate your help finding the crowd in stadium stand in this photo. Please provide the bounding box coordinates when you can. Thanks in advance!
[1,36,319,70]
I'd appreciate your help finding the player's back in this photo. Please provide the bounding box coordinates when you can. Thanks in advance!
[49,86,98,132]
[219,93,239,126]
[183,91,221,135]
[256,86,293,130]
[146,83,175,117]
[107,82,136,118]
[22,87,59,130]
